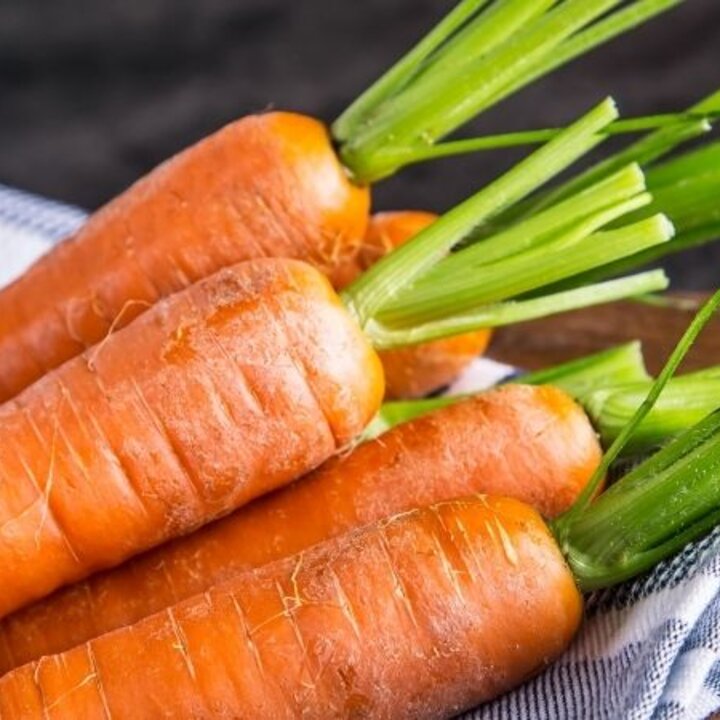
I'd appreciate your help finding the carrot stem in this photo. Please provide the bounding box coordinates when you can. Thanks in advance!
[343,99,619,325]
[336,0,683,182]
[469,89,720,294]
[378,113,713,167]
[535,141,720,287]
[562,408,720,590]
[584,375,720,455]
[553,288,720,588]
[363,341,651,441]
[344,98,672,343]
[520,341,651,395]
[482,0,684,115]
[424,164,651,272]
[522,88,720,215]
[377,216,671,327]
[332,0,491,143]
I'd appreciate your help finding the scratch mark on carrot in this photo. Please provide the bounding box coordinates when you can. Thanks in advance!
[167,607,197,682]
[290,554,304,608]
[430,504,471,584]
[86,299,152,372]
[330,567,361,642]
[229,592,267,682]
[31,661,50,720]
[452,515,483,578]
[493,516,519,567]
[484,519,498,548]
[376,528,420,631]
[35,396,62,548]
[86,644,112,719]
[46,671,98,711]
[429,528,466,604]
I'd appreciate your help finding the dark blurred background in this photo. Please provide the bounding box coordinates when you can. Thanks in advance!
[1,0,718,286]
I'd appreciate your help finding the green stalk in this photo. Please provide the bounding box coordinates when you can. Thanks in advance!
[520,342,651,396]
[426,164,650,271]
[525,88,720,215]
[342,102,675,355]
[342,99,621,327]
[334,0,682,182]
[333,0,490,142]
[478,89,720,291]
[378,215,671,326]
[409,0,557,86]
[647,140,720,189]
[537,146,720,287]
[365,271,668,349]
[477,0,684,116]
[560,225,720,290]
[563,408,720,590]
[361,395,466,442]
[584,375,720,455]
[552,289,720,590]
[392,113,710,165]
[363,341,650,441]
[343,0,629,177]
[557,290,720,531]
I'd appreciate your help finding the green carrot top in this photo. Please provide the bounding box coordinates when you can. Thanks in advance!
[334,0,685,182]
[552,289,720,590]
[343,98,673,350]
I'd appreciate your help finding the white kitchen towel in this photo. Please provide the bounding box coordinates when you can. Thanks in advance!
[1,182,718,720]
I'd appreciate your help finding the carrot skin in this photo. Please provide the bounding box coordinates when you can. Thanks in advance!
[346,211,493,398]
[0,496,583,718]
[0,383,599,671]
[378,331,492,398]
[0,112,370,402]
[0,258,383,619]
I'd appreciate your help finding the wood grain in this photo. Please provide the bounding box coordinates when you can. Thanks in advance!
[489,293,720,374]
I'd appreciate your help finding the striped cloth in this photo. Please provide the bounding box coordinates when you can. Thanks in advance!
[1,183,719,720]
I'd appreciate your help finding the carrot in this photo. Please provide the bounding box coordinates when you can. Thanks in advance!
[348,212,492,399]
[0,0,679,401]
[0,258,383,620]
[3,289,719,718]
[0,495,583,719]
[0,383,600,672]
[0,113,370,402]
[0,99,681,622]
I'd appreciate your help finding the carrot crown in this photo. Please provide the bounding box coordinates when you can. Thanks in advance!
[334,0,685,182]
[342,98,674,350]
[552,289,720,591]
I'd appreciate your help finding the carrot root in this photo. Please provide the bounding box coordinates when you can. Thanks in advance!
[0,383,597,671]
[0,496,582,718]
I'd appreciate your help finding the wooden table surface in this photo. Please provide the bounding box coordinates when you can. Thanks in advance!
[489,293,720,373]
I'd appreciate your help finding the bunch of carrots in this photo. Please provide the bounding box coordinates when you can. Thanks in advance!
[2,1,720,717]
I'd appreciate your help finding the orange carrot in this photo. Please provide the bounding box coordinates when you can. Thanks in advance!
[0,496,583,718]
[0,383,600,672]
[349,211,492,398]
[2,279,714,718]
[0,258,383,619]
[0,99,673,625]
[0,113,370,402]
[0,0,678,402]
